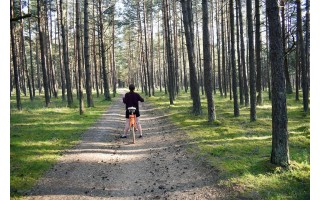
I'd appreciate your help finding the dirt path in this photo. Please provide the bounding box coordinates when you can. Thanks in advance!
[25,91,229,200]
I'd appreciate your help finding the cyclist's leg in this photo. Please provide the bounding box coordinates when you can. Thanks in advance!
[121,118,130,138]
[136,117,142,136]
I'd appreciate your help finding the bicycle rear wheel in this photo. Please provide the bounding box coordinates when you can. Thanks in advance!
[132,125,135,144]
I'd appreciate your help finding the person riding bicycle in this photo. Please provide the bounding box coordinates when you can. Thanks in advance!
[121,84,144,138]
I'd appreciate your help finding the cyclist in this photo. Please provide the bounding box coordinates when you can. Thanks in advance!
[121,84,144,138]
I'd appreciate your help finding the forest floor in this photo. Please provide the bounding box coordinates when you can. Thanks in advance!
[24,89,232,200]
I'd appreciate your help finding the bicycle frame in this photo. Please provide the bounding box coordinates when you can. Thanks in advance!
[128,107,137,144]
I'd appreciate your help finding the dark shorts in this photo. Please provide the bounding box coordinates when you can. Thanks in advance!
[125,109,141,118]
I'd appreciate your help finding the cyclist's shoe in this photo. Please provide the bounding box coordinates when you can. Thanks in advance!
[120,135,127,138]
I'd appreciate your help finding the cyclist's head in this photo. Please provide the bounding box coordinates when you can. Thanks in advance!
[129,84,135,92]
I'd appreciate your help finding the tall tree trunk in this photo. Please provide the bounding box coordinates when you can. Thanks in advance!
[38,0,50,106]
[238,0,249,106]
[210,0,216,95]
[295,35,299,101]
[84,0,94,107]
[247,0,256,121]
[36,30,42,94]
[99,0,111,100]
[163,0,174,104]
[10,0,22,110]
[305,0,310,92]
[202,0,216,122]
[181,0,201,115]
[173,0,179,96]
[196,10,204,96]
[112,5,117,97]
[221,1,227,98]
[143,0,151,97]
[150,0,155,96]
[28,0,35,98]
[230,0,239,116]
[181,16,188,93]
[48,2,58,98]
[255,0,262,105]
[296,0,308,112]
[267,0,289,167]
[235,0,243,105]
[281,0,293,94]
[56,0,66,101]
[76,0,84,114]
[60,0,73,106]
[266,15,271,100]
[93,0,99,97]
[20,1,33,100]
[216,0,223,97]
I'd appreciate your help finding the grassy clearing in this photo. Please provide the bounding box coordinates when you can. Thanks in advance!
[146,91,309,199]
[10,92,113,198]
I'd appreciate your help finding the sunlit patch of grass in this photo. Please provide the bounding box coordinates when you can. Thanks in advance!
[10,91,113,198]
[147,90,309,199]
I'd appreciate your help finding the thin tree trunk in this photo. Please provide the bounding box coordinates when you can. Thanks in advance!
[247,0,256,121]
[56,0,66,101]
[112,6,117,97]
[84,0,94,107]
[238,0,249,106]
[296,0,308,112]
[76,0,84,114]
[255,0,262,105]
[216,0,223,97]
[38,0,50,106]
[60,0,73,106]
[93,0,99,97]
[230,0,239,116]
[10,0,22,110]
[181,0,202,115]
[202,0,216,121]
[236,0,243,105]
[28,0,35,98]
[281,0,293,94]
[99,0,111,100]
[221,1,227,98]
[163,0,174,104]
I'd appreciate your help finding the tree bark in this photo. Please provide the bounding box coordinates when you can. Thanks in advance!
[255,0,262,105]
[60,0,73,106]
[297,0,308,112]
[216,0,223,97]
[281,0,293,94]
[235,0,243,105]
[246,0,256,121]
[230,0,239,117]
[76,0,84,114]
[163,0,174,105]
[202,0,216,122]
[267,0,290,167]
[181,0,202,115]
[10,0,22,110]
[99,0,111,100]
[84,0,94,107]
[38,0,50,106]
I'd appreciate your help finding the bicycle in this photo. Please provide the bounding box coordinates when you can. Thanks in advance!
[127,106,137,144]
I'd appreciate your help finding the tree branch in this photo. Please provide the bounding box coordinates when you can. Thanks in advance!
[10,14,32,22]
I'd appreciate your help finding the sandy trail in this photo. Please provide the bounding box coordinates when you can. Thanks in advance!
[25,91,228,200]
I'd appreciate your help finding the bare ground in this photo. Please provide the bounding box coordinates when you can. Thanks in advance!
[24,92,231,200]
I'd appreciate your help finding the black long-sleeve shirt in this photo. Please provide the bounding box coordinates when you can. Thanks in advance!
[123,92,144,118]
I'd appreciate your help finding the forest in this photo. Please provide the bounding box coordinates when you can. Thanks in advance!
[10,0,310,199]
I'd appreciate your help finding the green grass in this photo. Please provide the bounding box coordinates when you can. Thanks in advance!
[146,91,310,200]
[10,92,113,198]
